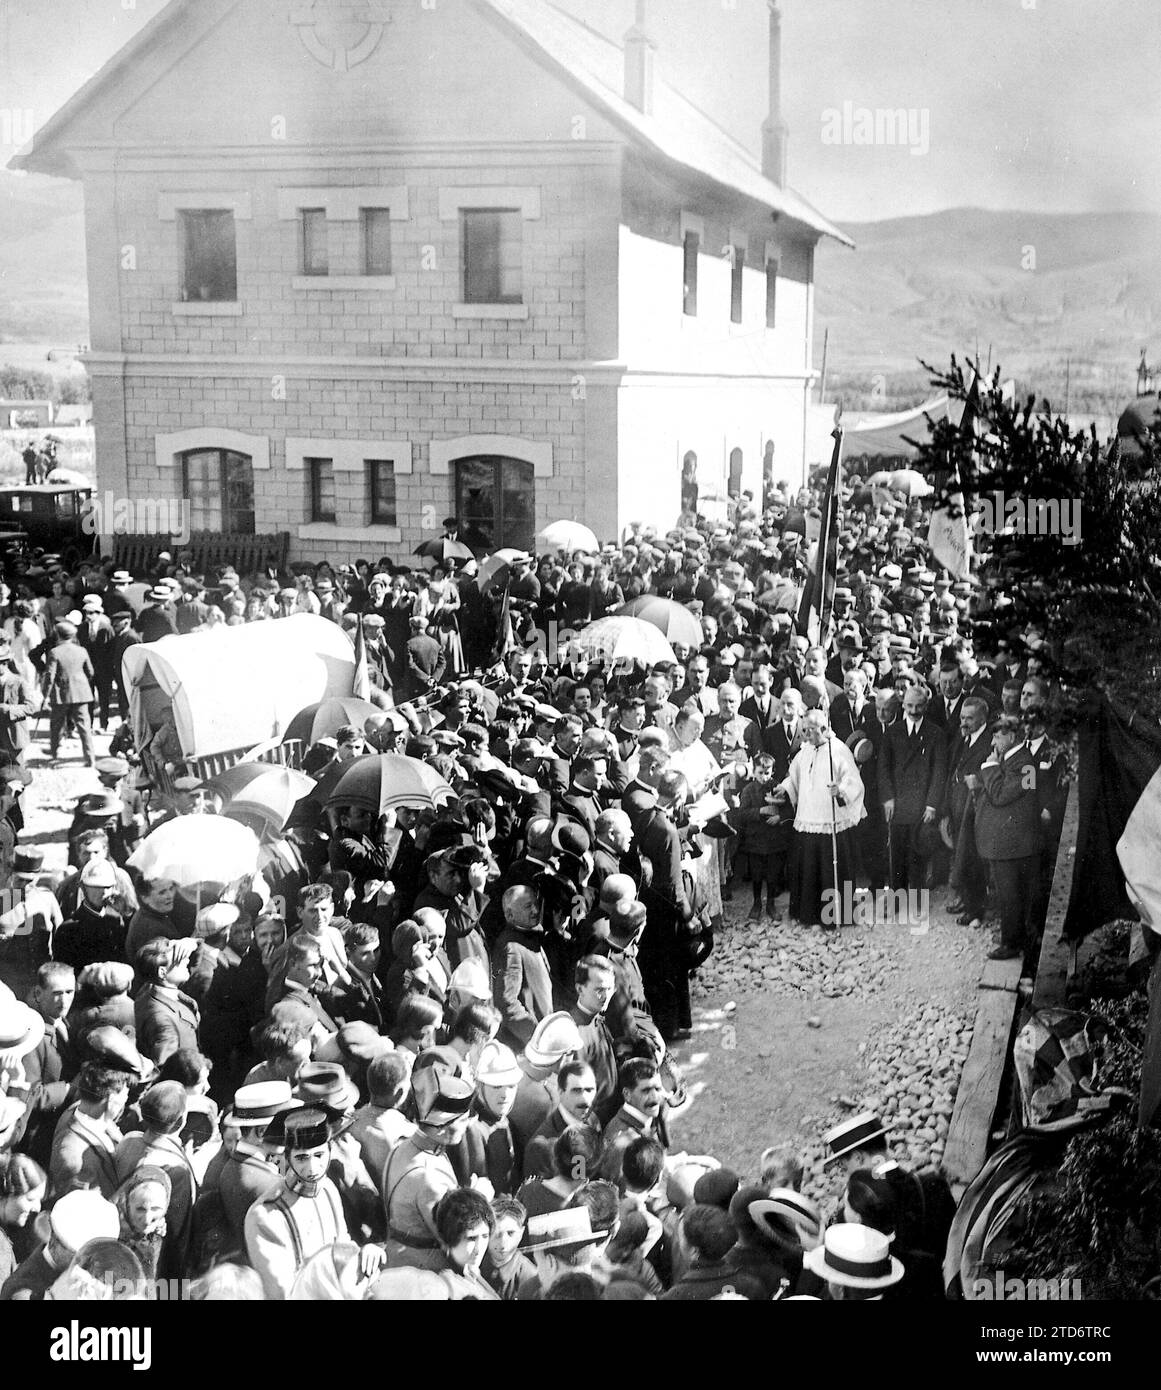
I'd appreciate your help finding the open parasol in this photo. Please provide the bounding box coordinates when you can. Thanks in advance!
[537,520,599,555]
[561,616,676,667]
[322,753,456,815]
[616,596,704,647]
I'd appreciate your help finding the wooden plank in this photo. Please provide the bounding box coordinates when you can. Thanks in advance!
[1032,776,1080,1009]
[980,958,1023,993]
[943,983,1022,1188]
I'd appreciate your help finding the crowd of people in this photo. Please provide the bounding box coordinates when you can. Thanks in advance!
[0,471,1068,1300]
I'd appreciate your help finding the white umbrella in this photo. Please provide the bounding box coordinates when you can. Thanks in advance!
[128,815,261,887]
[888,469,934,498]
[537,520,599,554]
[562,616,676,667]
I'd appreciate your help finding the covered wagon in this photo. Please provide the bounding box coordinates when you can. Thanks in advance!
[121,614,356,788]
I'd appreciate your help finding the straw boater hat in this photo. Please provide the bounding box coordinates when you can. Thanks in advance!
[0,982,45,1059]
[228,1081,301,1128]
[803,1224,904,1290]
[822,1111,892,1165]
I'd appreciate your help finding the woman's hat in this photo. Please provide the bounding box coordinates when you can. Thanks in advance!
[49,1190,120,1253]
[474,1041,521,1088]
[448,959,491,1002]
[523,1011,584,1070]
[822,1111,891,1165]
[0,982,45,1058]
[802,1223,904,1290]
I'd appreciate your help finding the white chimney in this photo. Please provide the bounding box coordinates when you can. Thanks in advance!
[762,0,789,185]
[624,0,656,115]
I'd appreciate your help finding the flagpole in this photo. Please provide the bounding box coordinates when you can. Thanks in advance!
[827,733,840,926]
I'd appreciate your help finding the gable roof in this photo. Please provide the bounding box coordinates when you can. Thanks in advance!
[12,0,852,248]
[481,0,852,247]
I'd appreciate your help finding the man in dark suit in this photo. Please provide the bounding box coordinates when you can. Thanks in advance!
[879,685,947,894]
[622,744,670,830]
[521,1058,602,1179]
[17,963,78,1169]
[854,688,899,891]
[830,668,873,745]
[403,615,446,700]
[636,773,696,1042]
[942,695,994,927]
[1022,681,1069,935]
[324,923,384,1030]
[44,621,96,766]
[596,1057,670,1191]
[273,937,339,1044]
[740,663,780,751]
[134,937,201,1067]
[491,886,554,1051]
[556,753,607,845]
[972,716,1042,961]
[765,688,806,781]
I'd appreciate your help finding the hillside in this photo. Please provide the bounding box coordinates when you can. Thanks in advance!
[0,172,88,346]
[814,208,1161,415]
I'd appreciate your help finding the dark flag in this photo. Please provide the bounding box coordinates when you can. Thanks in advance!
[957,369,982,511]
[352,614,371,701]
[798,421,843,647]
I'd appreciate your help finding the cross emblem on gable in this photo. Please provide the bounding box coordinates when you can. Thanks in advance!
[289,0,392,73]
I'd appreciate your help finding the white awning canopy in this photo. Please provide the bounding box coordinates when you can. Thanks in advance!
[121,615,356,760]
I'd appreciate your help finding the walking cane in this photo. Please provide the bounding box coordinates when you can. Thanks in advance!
[827,734,841,925]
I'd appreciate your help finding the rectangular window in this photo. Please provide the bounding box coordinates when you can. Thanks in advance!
[179,209,237,302]
[362,208,393,276]
[766,258,779,329]
[367,460,397,526]
[682,230,699,317]
[307,458,336,524]
[301,208,328,277]
[462,209,523,304]
[731,244,745,324]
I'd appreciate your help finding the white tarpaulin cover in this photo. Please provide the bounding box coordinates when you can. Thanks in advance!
[122,614,355,759]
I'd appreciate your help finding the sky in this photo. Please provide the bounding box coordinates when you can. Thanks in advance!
[0,0,1157,222]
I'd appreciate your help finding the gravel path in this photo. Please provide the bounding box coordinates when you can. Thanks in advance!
[669,886,989,1208]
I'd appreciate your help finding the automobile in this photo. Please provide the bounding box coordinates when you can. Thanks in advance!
[0,484,96,568]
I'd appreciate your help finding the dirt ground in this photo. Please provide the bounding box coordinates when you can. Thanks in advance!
[669,887,989,1193]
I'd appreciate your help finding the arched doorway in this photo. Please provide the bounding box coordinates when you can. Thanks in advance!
[680,450,699,514]
[454,456,535,553]
[728,447,744,497]
[179,447,255,533]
